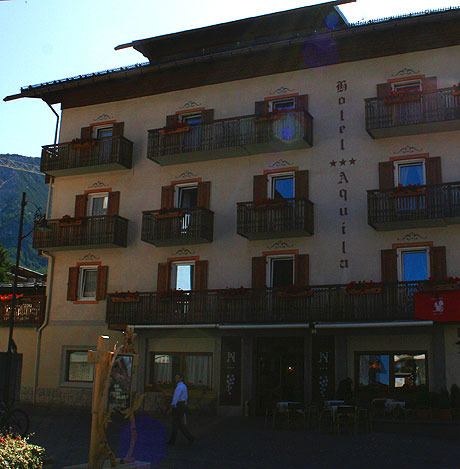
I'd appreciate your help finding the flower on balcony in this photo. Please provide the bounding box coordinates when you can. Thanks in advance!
[157,289,188,299]
[218,286,251,299]
[384,89,422,104]
[154,207,184,218]
[256,108,289,121]
[277,285,313,298]
[391,184,425,196]
[254,198,287,209]
[111,291,141,303]
[57,214,83,226]
[0,293,23,301]
[418,277,460,292]
[71,137,98,149]
[345,281,383,294]
[161,122,190,135]
[453,82,460,95]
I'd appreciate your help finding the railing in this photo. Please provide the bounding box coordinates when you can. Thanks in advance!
[147,110,313,162]
[367,182,460,229]
[142,208,214,246]
[41,136,133,174]
[32,215,128,250]
[365,88,460,134]
[0,295,46,327]
[106,282,419,326]
[237,198,314,239]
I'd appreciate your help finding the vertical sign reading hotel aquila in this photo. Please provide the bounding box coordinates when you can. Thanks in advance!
[220,337,242,406]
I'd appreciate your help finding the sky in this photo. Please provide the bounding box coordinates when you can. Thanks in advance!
[1,0,459,159]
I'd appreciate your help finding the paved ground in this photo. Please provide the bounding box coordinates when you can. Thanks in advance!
[21,404,460,468]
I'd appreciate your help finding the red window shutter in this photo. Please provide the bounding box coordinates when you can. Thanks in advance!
[376,83,392,98]
[252,257,266,289]
[201,109,214,124]
[166,115,178,126]
[96,265,108,301]
[255,101,268,116]
[75,194,88,218]
[295,254,309,286]
[253,175,267,201]
[197,181,211,209]
[425,157,442,185]
[381,249,398,283]
[67,267,79,301]
[422,77,437,93]
[157,263,170,292]
[431,246,446,281]
[295,95,308,111]
[295,170,309,199]
[80,127,92,139]
[194,260,208,290]
[161,186,175,209]
[379,161,394,190]
[112,122,124,137]
[107,191,120,216]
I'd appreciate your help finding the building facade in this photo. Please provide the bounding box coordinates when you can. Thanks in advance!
[3,1,460,414]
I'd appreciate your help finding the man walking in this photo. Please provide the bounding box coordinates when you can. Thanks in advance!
[167,374,195,445]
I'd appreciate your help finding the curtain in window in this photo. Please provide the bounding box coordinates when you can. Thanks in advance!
[153,354,173,385]
[185,355,211,386]
[399,164,423,186]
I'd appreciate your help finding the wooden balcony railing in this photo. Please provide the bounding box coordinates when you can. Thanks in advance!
[237,198,314,240]
[147,110,313,165]
[141,208,214,246]
[106,282,419,326]
[0,295,46,327]
[367,181,460,230]
[32,215,128,251]
[41,136,133,176]
[365,88,460,138]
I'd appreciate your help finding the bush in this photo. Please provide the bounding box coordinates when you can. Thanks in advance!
[0,434,45,468]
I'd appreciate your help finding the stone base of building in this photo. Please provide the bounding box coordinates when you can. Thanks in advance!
[64,461,150,468]
[20,386,93,408]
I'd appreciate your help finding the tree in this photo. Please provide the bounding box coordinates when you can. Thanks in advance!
[0,243,12,282]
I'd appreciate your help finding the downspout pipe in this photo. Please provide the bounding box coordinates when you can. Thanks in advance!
[32,99,59,404]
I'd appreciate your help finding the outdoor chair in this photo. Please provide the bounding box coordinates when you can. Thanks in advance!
[287,402,306,429]
[305,404,321,430]
[357,407,372,432]
[335,406,358,435]
[318,407,334,433]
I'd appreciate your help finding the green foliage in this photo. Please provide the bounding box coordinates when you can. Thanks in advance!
[0,155,48,274]
[0,434,45,468]
[0,244,12,282]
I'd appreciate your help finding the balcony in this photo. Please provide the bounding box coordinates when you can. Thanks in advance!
[0,293,46,327]
[237,198,314,240]
[147,110,313,165]
[106,282,418,327]
[41,136,133,176]
[367,182,460,231]
[32,215,128,251]
[365,88,460,139]
[141,208,214,246]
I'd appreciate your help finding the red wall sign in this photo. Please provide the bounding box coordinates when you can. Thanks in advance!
[414,291,460,321]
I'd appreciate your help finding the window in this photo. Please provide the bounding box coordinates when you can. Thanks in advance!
[268,255,294,288]
[87,192,108,216]
[180,113,202,150]
[392,80,422,94]
[269,173,294,199]
[395,160,425,187]
[95,127,113,139]
[66,350,94,383]
[270,97,295,112]
[171,262,194,290]
[397,247,429,281]
[150,352,212,387]
[176,185,198,209]
[357,352,427,392]
[78,266,98,300]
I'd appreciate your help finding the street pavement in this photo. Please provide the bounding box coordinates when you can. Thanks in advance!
[21,404,460,468]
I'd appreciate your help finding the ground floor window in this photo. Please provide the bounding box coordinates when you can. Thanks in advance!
[356,352,427,393]
[149,352,212,388]
[66,350,94,383]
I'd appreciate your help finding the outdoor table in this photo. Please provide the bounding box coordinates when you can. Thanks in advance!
[385,399,405,412]
[276,401,301,412]
[324,400,345,409]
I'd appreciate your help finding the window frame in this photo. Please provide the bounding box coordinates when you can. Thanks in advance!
[268,172,295,199]
[266,254,295,288]
[396,246,430,282]
[174,183,199,209]
[179,112,202,125]
[148,351,213,389]
[87,192,109,217]
[394,159,426,187]
[355,350,428,392]
[170,261,195,291]
[78,266,99,301]
[269,97,296,112]
[391,79,422,94]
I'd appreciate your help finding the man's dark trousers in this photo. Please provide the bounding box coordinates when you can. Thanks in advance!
[169,401,194,444]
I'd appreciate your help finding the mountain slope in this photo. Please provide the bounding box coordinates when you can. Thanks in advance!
[0,154,48,273]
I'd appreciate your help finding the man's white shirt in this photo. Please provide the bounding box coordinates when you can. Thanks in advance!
[171,381,188,407]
